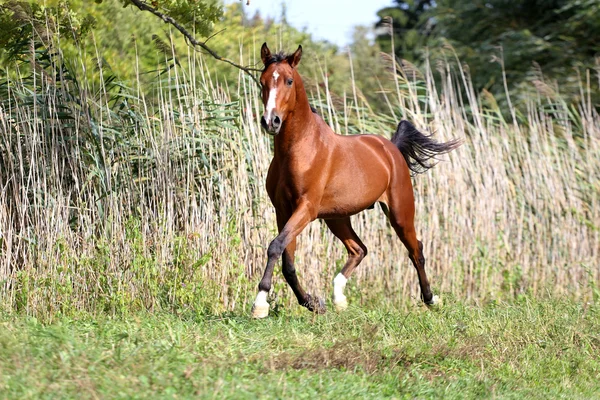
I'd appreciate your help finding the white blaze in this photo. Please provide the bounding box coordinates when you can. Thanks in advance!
[264,71,279,123]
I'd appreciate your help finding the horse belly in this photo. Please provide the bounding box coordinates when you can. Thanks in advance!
[317,175,388,219]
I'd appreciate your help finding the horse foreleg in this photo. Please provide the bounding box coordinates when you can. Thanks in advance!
[280,238,303,302]
[251,201,319,318]
[325,218,368,311]
[274,208,315,309]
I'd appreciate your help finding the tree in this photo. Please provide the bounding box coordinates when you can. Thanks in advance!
[374,0,434,61]
[431,0,600,92]
[374,0,600,106]
[102,0,265,85]
[0,0,263,85]
[0,1,96,60]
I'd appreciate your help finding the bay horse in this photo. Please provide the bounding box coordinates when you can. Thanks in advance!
[251,43,460,318]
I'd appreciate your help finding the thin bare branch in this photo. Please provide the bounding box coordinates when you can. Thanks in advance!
[127,0,262,87]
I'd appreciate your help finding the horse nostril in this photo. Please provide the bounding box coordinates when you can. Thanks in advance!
[260,116,268,129]
[273,115,281,127]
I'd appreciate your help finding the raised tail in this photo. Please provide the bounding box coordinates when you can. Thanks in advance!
[391,120,462,175]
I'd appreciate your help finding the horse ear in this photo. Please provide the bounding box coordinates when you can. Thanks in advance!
[261,42,271,65]
[287,45,302,68]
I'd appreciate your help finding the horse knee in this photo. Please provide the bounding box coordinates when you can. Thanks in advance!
[267,237,286,259]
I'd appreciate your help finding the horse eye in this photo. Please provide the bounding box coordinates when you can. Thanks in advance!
[286,78,293,86]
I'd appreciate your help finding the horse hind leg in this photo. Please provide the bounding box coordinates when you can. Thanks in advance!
[383,201,439,306]
[325,217,368,311]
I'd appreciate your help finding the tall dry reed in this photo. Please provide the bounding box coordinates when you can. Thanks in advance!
[0,35,598,318]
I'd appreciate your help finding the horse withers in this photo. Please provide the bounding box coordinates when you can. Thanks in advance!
[251,43,461,318]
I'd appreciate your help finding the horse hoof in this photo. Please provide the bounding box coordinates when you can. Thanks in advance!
[251,302,269,319]
[304,294,326,314]
[425,295,440,307]
[333,296,348,311]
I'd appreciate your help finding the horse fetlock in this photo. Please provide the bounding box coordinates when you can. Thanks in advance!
[303,294,326,314]
[251,291,270,318]
[425,294,440,307]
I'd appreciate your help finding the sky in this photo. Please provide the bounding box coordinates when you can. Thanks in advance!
[227,0,395,47]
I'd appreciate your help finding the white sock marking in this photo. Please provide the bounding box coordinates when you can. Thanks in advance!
[251,290,270,318]
[333,273,347,305]
[254,290,268,306]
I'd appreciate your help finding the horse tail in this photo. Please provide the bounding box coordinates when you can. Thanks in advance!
[391,120,462,175]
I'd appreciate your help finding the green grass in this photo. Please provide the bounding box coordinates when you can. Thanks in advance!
[1,296,599,399]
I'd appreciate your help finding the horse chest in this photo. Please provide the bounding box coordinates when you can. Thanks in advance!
[267,157,328,206]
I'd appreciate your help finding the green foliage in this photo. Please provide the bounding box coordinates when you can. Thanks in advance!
[0,0,376,111]
[375,0,434,61]
[92,0,222,38]
[432,0,600,90]
[0,0,223,82]
[0,1,95,61]
[376,0,600,108]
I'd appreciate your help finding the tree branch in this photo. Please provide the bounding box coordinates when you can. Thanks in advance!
[128,0,261,87]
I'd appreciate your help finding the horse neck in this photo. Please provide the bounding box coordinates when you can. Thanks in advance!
[273,71,318,156]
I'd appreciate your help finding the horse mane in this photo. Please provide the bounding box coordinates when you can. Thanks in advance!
[263,51,288,68]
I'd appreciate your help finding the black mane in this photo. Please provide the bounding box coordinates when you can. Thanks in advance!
[263,51,288,68]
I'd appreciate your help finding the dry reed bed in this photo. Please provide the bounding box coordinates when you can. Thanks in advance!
[0,48,598,317]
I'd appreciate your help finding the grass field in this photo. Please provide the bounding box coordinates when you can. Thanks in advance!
[1,297,599,399]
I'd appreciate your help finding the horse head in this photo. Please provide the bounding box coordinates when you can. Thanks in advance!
[259,42,302,135]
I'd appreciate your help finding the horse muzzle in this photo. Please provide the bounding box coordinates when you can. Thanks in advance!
[261,113,282,135]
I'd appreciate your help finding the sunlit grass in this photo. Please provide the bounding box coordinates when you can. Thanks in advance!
[1,298,599,398]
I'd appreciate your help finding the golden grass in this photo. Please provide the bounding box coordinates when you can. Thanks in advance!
[0,36,598,317]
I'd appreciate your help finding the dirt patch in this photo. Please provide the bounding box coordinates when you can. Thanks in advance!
[434,335,490,361]
[261,341,412,374]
